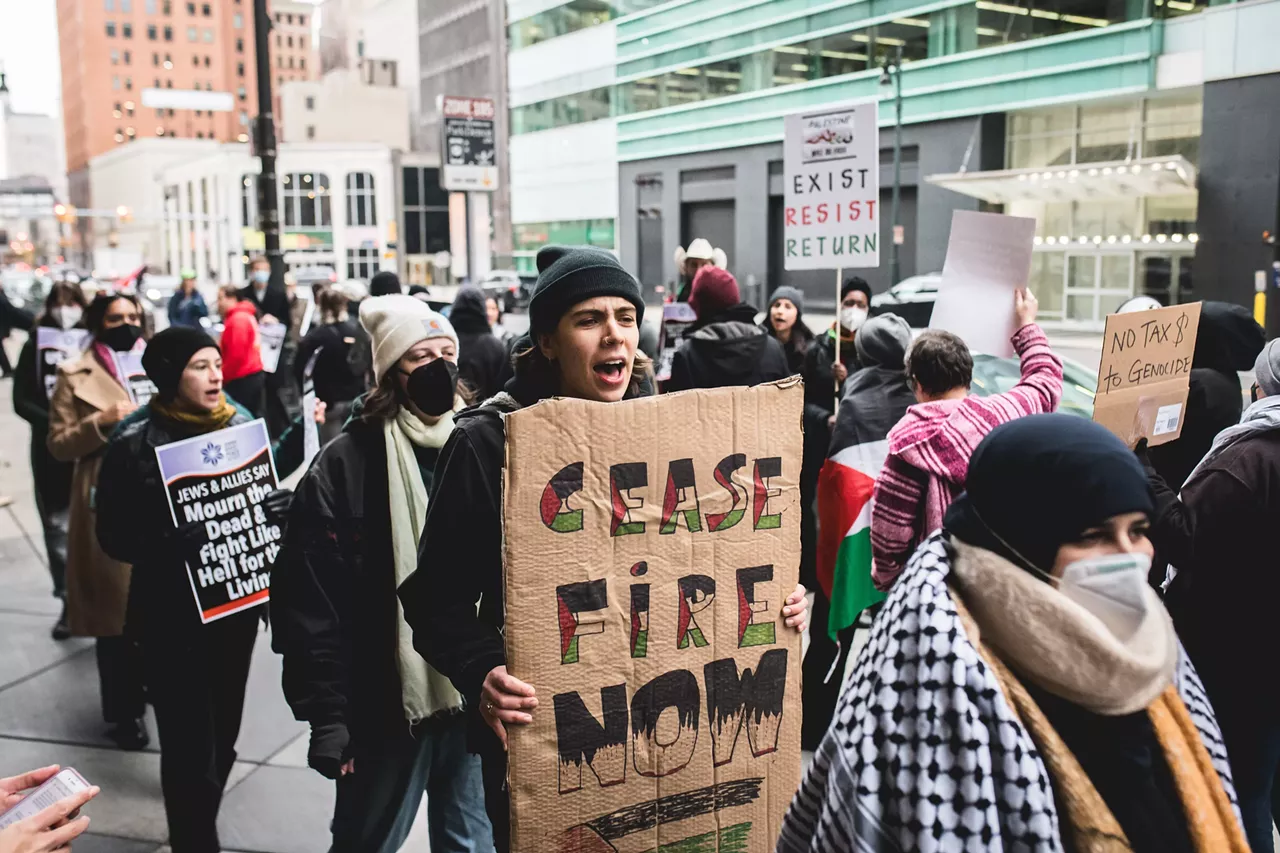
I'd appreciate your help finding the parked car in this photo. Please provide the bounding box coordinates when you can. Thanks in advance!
[971,353,1097,419]
[478,270,524,312]
[871,272,941,328]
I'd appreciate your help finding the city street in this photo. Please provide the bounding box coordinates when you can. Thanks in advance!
[0,337,432,852]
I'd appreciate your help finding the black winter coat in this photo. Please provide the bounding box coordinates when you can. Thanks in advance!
[1145,428,1280,705]
[665,304,790,393]
[802,328,861,425]
[1147,301,1262,489]
[13,334,74,509]
[450,288,508,402]
[293,319,366,405]
[271,416,441,745]
[238,282,292,327]
[96,405,259,637]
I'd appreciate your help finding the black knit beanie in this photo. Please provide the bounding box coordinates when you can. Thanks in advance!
[528,245,644,339]
[369,270,403,296]
[142,326,219,399]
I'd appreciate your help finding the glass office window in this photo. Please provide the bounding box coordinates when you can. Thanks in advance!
[509,0,669,50]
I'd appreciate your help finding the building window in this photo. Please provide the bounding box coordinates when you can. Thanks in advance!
[202,3,210,14]
[106,21,117,36]
[346,247,379,281]
[281,173,331,228]
[124,50,131,63]
[287,35,294,47]
[233,12,242,28]
[299,57,306,70]
[147,24,157,38]
[305,95,314,110]
[299,14,306,25]
[186,1,194,12]
[288,56,294,68]
[146,0,156,12]
[192,54,199,66]
[203,28,213,42]
[152,53,158,65]
[306,125,315,139]
[187,26,196,40]
[122,22,132,37]
[111,49,120,64]
[162,0,170,12]
[236,37,243,52]
[105,0,114,9]
[237,62,244,76]
[121,0,132,12]
[237,86,246,101]
[125,77,133,90]
[274,12,281,22]
[346,172,377,226]
[400,166,451,257]
[164,25,172,40]
[204,55,210,66]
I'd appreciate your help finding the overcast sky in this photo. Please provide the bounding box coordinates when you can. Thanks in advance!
[0,0,62,116]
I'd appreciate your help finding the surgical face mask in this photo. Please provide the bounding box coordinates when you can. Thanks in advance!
[99,322,143,353]
[840,305,868,332]
[252,269,270,285]
[404,357,459,416]
[1058,551,1153,641]
[52,305,82,330]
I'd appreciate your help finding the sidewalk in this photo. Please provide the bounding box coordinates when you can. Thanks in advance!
[0,370,431,852]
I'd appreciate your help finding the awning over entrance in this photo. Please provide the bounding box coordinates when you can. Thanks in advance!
[925,156,1197,204]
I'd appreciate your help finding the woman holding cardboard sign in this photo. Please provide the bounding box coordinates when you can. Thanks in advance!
[47,291,148,752]
[398,245,810,852]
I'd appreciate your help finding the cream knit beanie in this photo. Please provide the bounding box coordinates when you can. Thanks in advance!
[359,294,459,380]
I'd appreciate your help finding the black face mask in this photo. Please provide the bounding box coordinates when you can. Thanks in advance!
[100,323,143,352]
[404,358,458,416]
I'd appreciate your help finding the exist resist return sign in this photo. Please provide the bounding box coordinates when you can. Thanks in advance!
[502,380,803,853]
[155,418,281,623]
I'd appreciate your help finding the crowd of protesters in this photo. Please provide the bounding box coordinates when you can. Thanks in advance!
[2,241,1277,853]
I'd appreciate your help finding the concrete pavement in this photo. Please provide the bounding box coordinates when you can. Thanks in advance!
[0,337,432,852]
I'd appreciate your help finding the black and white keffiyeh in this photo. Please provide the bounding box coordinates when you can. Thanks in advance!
[778,534,1238,853]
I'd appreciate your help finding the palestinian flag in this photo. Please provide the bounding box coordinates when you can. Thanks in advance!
[816,439,888,639]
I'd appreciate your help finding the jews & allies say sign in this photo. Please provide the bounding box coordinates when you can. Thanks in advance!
[503,380,803,853]
[1093,301,1201,448]
[36,328,91,399]
[783,98,879,271]
[155,418,281,623]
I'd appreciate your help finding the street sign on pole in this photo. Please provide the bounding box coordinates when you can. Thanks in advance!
[782,99,880,271]
[441,96,498,192]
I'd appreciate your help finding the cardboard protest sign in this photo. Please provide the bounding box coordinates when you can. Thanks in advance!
[783,99,879,270]
[1093,302,1201,448]
[929,211,1037,357]
[503,380,803,853]
[36,328,91,399]
[155,419,281,623]
[111,349,158,406]
[259,323,288,373]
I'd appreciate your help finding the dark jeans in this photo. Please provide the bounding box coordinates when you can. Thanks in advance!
[96,635,146,724]
[1207,680,1280,853]
[801,589,856,751]
[144,610,259,853]
[330,715,491,853]
[30,438,72,597]
[225,372,266,420]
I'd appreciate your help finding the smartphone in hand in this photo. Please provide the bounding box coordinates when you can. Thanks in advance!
[0,768,93,829]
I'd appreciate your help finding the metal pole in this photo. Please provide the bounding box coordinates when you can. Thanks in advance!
[890,44,903,288]
[252,0,283,288]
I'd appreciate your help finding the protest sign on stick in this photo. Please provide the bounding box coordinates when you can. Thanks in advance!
[259,323,288,374]
[300,348,322,467]
[929,211,1037,357]
[503,380,803,853]
[1093,301,1201,448]
[111,349,158,405]
[36,328,91,400]
[155,419,281,623]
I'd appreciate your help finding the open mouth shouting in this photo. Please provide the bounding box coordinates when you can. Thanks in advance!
[593,359,628,388]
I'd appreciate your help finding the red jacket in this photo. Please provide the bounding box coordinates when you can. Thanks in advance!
[220,299,264,381]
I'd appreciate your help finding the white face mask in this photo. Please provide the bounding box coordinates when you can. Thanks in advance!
[1058,552,1153,641]
[52,305,82,330]
[840,305,868,333]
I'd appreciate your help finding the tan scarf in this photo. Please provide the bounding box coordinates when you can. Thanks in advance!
[952,593,1249,853]
[949,539,1175,716]
[150,394,239,432]
[384,406,463,724]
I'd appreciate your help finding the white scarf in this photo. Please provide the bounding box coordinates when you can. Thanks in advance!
[384,405,463,724]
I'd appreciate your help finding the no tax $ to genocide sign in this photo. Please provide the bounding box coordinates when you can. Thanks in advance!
[503,380,803,853]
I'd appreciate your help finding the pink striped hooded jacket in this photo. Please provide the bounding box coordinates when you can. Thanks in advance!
[870,323,1063,590]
